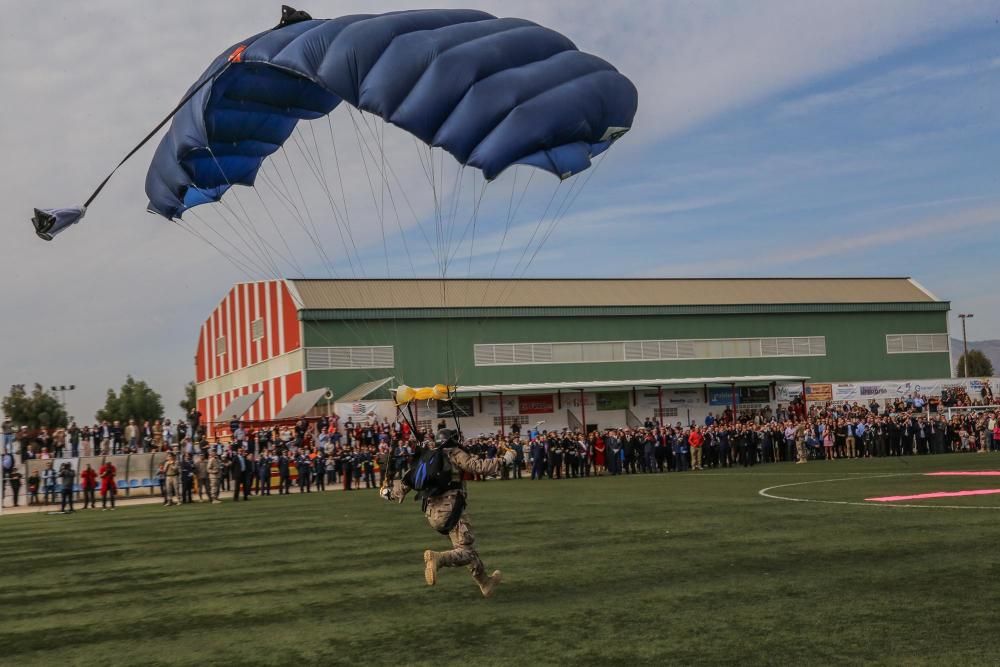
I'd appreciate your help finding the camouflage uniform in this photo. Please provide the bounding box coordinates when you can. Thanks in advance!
[393,446,503,591]
[795,425,807,463]
[207,456,222,502]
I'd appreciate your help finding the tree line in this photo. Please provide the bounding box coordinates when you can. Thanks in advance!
[2,378,198,430]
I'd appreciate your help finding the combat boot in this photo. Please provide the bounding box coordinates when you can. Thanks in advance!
[476,570,502,598]
[424,550,442,586]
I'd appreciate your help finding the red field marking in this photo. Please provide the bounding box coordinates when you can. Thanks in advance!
[866,489,1000,502]
[924,472,1000,476]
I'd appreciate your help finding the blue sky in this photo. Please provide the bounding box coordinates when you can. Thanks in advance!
[1,1,997,420]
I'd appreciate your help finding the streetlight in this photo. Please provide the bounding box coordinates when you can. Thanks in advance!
[49,385,75,420]
[958,314,974,378]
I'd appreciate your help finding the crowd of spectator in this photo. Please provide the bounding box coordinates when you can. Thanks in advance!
[3,390,1000,511]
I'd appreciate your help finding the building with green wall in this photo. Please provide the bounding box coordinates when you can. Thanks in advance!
[196,277,952,433]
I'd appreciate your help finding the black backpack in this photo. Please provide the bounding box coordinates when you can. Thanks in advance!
[406,447,453,500]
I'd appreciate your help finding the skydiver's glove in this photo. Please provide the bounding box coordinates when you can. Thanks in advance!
[379,485,393,502]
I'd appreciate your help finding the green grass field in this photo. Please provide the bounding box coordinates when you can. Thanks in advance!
[5,454,1000,666]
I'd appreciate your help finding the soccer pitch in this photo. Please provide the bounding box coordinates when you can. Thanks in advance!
[5,454,1000,666]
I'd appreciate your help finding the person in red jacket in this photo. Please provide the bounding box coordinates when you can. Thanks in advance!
[689,428,705,470]
[99,461,117,510]
[80,463,98,509]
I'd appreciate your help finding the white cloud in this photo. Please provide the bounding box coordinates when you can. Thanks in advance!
[776,56,1000,119]
[0,0,994,419]
[640,203,1000,276]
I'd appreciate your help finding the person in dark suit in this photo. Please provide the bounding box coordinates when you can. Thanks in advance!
[296,453,312,493]
[231,449,251,501]
[278,452,292,494]
[180,453,195,503]
[257,452,271,495]
[313,453,326,491]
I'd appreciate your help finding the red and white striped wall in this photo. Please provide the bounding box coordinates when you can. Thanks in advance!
[195,280,304,434]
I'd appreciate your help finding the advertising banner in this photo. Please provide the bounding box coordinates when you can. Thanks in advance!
[517,394,554,414]
[334,401,381,420]
[804,378,999,404]
[596,392,629,411]
[776,384,803,402]
[564,392,596,409]
[805,383,833,402]
[481,395,519,417]
[709,386,771,406]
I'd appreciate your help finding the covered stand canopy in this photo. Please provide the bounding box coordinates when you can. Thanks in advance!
[214,391,264,423]
[273,387,332,420]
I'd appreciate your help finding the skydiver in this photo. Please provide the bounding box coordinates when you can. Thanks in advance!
[381,428,516,598]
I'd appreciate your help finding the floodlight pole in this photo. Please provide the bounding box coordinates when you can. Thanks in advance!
[730,383,738,425]
[959,314,974,378]
[657,386,663,426]
[49,385,75,422]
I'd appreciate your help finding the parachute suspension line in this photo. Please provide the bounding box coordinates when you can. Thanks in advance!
[209,173,305,280]
[347,118,436,264]
[203,150,284,279]
[173,217,257,280]
[338,110,403,347]
[374,119,408,391]
[297,121,367,273]
[249,185,307,278]
[429,146,449,277]
[540,153,609,257]
[503,181,563,293]
[480,167,535,306]
[349,110,420,275]
[493,168,534,278]
[195,197,279,279]
[324,113,373,278]
[412,137,433,190]
[278,144,347,279]
[346,108,389,273]
[512,153,610,291]
[214,196,285,279]
[256,163,335,278]
[380,121,389,277]
[288,127,362,278]
[467,171,481,277]
[442,175,488,274]
[440,159,464,265]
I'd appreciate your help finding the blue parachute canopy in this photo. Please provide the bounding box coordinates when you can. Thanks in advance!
[145,8,638,220]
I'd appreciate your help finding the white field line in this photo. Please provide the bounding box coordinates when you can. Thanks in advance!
[758,474,1000,510]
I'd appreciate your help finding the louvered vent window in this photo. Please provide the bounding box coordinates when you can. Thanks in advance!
[473,336,826,366]
[886,334,948,354]
[305,346,394,369]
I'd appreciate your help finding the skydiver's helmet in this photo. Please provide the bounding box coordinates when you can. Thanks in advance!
[435,428,461,449]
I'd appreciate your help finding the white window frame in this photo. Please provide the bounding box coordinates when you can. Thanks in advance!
[215,336,226,357]
[474,336,827,366]
[305,346,395,370]
[885,333,950,355]
[251,318,265,342]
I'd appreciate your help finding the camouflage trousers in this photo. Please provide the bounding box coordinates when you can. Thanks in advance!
[796,439,807,462]
[425,490,486,580]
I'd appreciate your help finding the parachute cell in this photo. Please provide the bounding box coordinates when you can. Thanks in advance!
[145,8,638,220]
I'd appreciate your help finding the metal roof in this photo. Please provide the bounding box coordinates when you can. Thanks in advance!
[214,391,263,424]
[286,278,938,310]
[453,375,810,395]
[274,388,330,420]
[336,376,395,403]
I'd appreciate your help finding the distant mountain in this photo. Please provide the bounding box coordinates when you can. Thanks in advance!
[951,338,1000,375]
